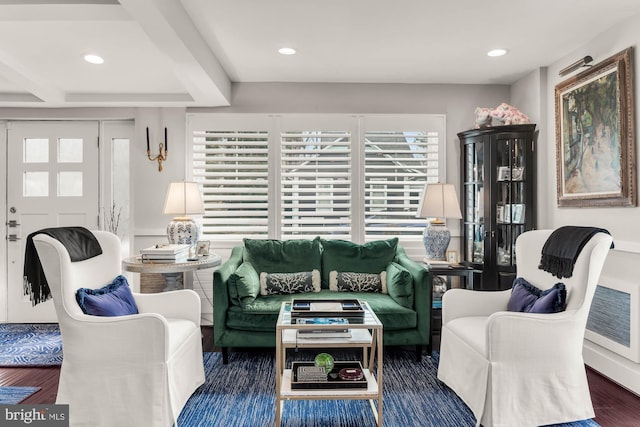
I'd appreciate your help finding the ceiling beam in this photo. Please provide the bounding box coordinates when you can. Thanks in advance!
[0,49,64,104]
[0,2,127,21]
[118,0,231,106]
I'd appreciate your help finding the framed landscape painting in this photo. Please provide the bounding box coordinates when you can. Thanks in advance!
[555,47,636,207]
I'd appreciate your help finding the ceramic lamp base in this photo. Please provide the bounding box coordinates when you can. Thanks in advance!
[423,222,450,261]
[166,217,200,245]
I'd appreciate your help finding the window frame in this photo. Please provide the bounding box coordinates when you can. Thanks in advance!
[187,113,446,251]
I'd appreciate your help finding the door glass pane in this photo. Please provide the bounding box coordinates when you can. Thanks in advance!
[111,137,130,256]
[58,171,83,196]
[24,138,49,163]
[58,138,83,163]
[24,171,48,196]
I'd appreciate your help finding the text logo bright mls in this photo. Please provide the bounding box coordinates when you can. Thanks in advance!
[1,405,68,426]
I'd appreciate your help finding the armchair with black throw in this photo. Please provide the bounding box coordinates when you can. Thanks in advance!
[32,229,204,427]
[437,227,613,427]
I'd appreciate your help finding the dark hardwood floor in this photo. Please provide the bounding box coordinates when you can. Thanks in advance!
[2,326,639,426]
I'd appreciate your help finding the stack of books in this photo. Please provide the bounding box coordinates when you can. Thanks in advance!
[140,244,191,262]
[296,317,352,338]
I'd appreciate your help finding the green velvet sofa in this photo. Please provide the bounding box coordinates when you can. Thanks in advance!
[213,237,431,363]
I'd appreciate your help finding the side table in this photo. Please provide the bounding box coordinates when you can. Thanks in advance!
[425,263,481,353]
[122,254,222,291]
[426,262,480,291]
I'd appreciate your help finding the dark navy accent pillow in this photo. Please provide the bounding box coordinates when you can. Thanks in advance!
[76,275,139,316]
[507,277,567,313]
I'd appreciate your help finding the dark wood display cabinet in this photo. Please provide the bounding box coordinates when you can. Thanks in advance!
[458,124,537,290]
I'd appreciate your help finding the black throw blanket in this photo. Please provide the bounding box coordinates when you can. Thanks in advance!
[539,226,613,279]
[23,227,103,305]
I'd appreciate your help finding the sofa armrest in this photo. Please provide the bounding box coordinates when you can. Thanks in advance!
[395,247,431,344]
[213,246,244,345]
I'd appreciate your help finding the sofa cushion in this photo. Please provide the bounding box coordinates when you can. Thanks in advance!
[228,262,260,307]
[226,289,415,332]
[446,316,489,357]
[243,237,321,274]
[320,238,398,288]
[259,270,320,295]
[386,262,414,308]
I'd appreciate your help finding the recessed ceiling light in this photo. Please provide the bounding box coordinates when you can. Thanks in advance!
[487,49,508,57]
[83,54,104,64]
[278,47,296,55]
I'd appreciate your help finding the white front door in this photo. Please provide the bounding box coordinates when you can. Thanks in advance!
[6,121,100,323]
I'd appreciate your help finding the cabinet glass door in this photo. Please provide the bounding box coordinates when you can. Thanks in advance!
[495,137,527,267]
[463,141,484,263]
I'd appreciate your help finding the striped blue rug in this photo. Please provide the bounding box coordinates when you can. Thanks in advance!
[178,350,600,427]
[0,386,40,404]
[0,323,62,367]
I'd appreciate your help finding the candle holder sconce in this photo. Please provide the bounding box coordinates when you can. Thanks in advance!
[146,127,168,172]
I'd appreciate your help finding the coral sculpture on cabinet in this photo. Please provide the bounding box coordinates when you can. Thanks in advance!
[474,103,531,128]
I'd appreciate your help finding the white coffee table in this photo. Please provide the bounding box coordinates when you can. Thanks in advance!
[275,300,383,426]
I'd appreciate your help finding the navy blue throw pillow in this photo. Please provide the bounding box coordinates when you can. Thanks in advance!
[76,275,139,316]
[507,277,567,314]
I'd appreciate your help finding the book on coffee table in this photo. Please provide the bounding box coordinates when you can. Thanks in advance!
[296,328,352,338]
[291,299,365,324]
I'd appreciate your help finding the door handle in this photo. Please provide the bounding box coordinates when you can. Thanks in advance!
[7,234,20,242]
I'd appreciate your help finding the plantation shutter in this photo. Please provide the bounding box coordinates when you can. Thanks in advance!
[191,116,270,239]
[362,116,444,238]
[280,117,354,239]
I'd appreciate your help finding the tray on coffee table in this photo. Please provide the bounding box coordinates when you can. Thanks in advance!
[291,361,367,390]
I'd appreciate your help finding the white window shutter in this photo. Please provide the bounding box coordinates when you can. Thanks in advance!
[191,122,270,239]
[280,123,352,239]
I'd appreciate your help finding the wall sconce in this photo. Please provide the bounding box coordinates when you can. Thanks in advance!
[147,127,168,172]
[559,55,593,77]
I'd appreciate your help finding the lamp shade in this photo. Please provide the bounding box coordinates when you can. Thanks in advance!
[417,183,462,220]
[163,181,204,218]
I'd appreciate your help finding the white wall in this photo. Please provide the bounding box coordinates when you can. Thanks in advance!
[511,68,550,228]
[516,13,640,394]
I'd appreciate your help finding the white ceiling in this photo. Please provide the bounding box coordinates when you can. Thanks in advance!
[1,0,640,108]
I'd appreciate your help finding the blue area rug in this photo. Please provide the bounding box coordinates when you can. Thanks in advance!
[0,386,40,404]
[0,323,62,367]
[178,350,600,427]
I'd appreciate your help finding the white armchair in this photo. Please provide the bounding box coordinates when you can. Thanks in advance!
[33,230,205,427]
[437,229,613,427]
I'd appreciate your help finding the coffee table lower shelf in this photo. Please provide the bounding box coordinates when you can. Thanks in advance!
[278,368,381,425]
[279,368,379,398]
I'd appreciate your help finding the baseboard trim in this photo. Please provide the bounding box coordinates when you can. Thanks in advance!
[584,339,640,396]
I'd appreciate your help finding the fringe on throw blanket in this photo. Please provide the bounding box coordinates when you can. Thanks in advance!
[539,226,613,279]
[23,227,102,305]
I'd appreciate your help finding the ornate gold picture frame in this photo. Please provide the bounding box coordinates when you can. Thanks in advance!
[555,47,636,207]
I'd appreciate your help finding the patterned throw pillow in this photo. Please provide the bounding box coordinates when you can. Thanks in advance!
[329,271,387,294]
[259,270,321,295]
